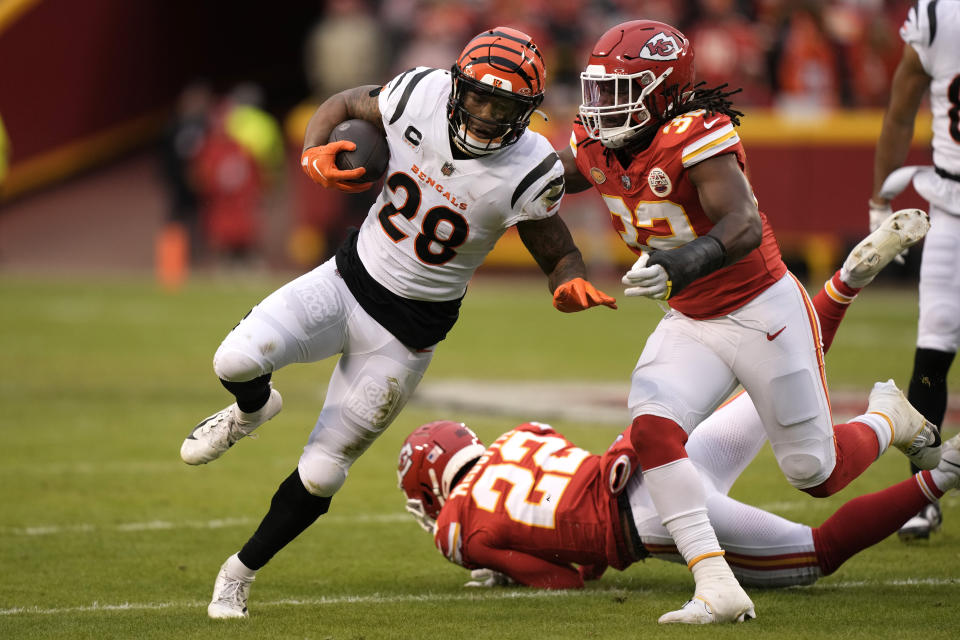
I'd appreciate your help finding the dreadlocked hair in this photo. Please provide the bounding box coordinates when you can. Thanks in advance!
[616,81,744,155]
[658,81,744,126]
[574,82,746,160]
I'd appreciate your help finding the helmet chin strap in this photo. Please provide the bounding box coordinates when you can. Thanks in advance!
[454,124,505,156]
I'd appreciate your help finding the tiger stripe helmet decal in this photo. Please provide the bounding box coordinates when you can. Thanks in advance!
[448,27,546,156]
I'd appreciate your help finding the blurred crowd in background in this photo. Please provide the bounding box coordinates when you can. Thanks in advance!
[320,0,914,112]
[150,0,917,281]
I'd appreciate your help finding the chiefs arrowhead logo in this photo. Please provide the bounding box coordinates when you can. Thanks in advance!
[641,32,681,61]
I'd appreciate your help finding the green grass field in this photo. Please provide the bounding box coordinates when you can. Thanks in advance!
[1,272,958,639]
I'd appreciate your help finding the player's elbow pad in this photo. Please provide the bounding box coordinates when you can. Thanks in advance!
[647,235,727,297]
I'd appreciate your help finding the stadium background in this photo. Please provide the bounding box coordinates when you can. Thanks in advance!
[1,1,958,637]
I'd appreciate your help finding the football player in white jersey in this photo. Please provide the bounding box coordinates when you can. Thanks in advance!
[870,0,960,540]
[179,27,616,619]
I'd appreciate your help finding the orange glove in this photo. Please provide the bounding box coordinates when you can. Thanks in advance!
[300,142,371,193]
[552,277,617,312]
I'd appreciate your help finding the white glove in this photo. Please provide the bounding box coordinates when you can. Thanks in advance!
[622,254,670,299]
[464,568,514,588]
[869,199,905,264]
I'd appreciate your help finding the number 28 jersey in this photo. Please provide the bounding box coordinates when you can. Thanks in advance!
[569,111,786,319]
[355,67,565,302]
[433,423,638,589]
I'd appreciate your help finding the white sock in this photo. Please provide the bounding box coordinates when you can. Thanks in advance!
[643,458,725,564]
[690,554,738,587]
[930,467,960,493]
[225,553,257,580]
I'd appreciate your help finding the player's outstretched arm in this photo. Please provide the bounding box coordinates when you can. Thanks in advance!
[517,216,617,312]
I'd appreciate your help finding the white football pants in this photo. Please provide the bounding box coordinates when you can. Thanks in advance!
[917,202,960,353]
[627,272,837,490]
[213,258,434,497]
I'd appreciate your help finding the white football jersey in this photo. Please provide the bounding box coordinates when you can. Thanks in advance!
[355,67,564,302]
[901,0,960,174]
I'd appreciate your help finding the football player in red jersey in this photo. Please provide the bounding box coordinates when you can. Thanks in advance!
[554,20,940,623]
[398,249,960,617]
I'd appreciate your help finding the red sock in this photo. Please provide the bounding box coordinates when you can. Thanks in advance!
[804,422,880,497]
[813,471,943,575]
[813,272,859,353]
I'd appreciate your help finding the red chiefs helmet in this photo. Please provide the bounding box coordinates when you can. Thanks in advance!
[397,420,486,531]
[448,27,546,156]
[579,20,694,148]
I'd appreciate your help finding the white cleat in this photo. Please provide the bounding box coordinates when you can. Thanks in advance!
[899,502,943,541]
[180,389,282,465]
[841,208,930,288]
[867,380,941,470]
[207,557,254,619]
[658,580,756,624]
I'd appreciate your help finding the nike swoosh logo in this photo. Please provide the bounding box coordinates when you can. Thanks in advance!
[312,159,326,178]
[703,116,723,129]
[766,327,786,341]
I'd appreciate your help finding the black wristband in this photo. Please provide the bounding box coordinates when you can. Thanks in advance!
[645,235,727,299]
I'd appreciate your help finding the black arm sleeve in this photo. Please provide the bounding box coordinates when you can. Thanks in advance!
[645,235,727,299]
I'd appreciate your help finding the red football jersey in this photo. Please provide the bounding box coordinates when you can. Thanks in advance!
[433,422,639,589]
[570,110,787,318]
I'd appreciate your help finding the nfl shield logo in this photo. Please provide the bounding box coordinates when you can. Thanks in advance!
[621,175,632,189]
[441,162,455,176]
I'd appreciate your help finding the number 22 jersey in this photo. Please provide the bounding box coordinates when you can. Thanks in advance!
[433,422,639,589]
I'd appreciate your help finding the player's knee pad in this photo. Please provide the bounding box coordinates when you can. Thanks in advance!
[298,449,349,498]
[777,451,830,489]
[213,347,265,382]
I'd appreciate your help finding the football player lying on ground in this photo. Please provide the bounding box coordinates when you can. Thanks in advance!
[398,211,960,619]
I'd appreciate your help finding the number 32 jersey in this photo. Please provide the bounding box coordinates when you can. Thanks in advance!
[356,67,565,302]
[434,422,639,589]
[569,111,786,318]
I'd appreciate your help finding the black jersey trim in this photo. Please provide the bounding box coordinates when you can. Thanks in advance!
[388,68,438,126]
[929,0,940,44]
[335,228,462,350]
[511,152,560,208]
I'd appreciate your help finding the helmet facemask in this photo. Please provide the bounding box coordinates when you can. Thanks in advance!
[579,64,675,149]
[448,70,542,157]
[397,421,486,533]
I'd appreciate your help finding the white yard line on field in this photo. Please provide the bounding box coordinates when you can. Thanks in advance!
[0,513,410,537]
[2,579,958,617]
[410,380,940,426]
